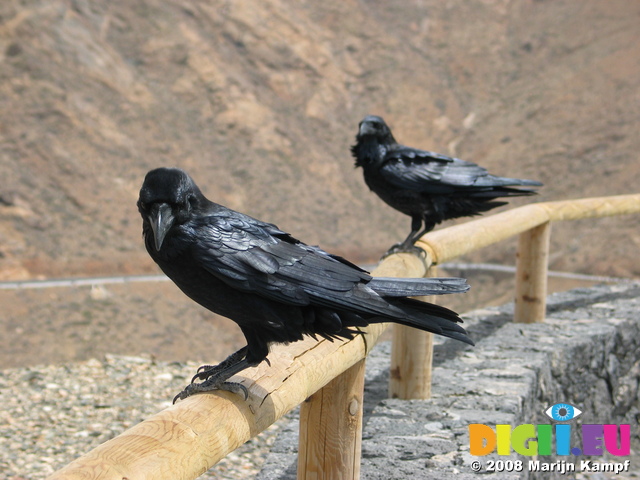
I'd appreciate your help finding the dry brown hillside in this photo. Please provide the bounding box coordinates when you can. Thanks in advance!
[1,0,639,280]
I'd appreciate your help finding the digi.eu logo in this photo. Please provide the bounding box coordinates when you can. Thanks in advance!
[469,402,631,456]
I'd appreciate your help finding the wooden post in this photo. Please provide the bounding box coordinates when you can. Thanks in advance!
[388,266,438,400]
[297,359,365,480]
[296,253,428,479]
[389,325,433,399]
[514,221,551,323]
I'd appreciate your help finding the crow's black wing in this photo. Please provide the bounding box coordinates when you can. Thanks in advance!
[190,210,401,317]
[382,145,540,193]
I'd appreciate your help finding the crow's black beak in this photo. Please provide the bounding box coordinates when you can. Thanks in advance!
[148,203,174,251]
[358,121,376,136]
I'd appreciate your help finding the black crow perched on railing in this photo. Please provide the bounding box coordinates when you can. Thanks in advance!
[138,168,472,402]
[352,115,542,256]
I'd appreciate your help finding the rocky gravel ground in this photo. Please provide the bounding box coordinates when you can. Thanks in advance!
[0,354,287,480]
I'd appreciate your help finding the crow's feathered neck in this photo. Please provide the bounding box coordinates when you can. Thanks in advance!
[351,134,395,169]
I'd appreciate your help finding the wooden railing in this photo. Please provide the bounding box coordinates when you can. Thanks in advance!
[46,194,640,480]
[391,194,640,399]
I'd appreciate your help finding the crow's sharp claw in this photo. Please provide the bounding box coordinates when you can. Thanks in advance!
[197,364,214,374]
[381,243,426,260]
[173,380,249,404]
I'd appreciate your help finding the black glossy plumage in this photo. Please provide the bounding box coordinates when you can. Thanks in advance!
[137,168,472,400]
[352,115,543,252]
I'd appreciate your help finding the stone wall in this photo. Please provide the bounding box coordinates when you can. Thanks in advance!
[258,283,640,479]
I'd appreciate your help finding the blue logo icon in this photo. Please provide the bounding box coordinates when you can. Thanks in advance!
[545,403,582,422]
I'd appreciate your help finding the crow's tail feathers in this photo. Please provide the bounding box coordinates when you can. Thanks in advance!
[369,276,470,297]
[368,276,473,344]
[387,297,475,346]
[472,186,539,198]
[471,175,542,199]
[477,174,543,189]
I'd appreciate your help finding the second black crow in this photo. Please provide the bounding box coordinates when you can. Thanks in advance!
[352,115,542,255]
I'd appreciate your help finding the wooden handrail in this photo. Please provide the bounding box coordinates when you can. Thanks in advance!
[46,194,640,480]
[391,193,640,400]
[415,194,640,265]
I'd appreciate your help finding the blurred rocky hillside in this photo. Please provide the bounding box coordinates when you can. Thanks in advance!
[1,0,639,280]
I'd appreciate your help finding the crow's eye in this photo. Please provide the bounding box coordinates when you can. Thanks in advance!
[545,403,582,422]
[187,194,198,210]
